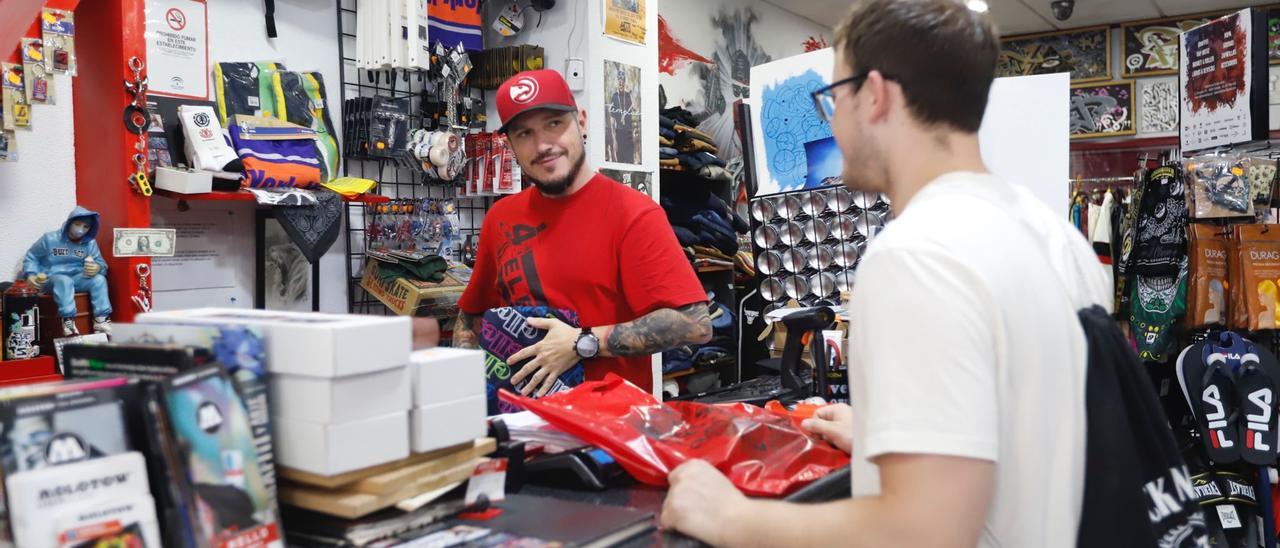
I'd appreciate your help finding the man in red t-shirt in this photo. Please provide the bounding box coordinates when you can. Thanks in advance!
[455,69,710,395]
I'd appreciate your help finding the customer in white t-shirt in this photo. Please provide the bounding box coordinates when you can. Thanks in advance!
[659,1,1111,546]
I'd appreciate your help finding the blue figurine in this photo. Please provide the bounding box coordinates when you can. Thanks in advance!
[22,206,112,336]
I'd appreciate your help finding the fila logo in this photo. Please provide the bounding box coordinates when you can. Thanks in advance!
[45,433,88,465]
[1250,250,1280,261]
[1206,249,1227,259]
[198,401,224,434]
[509,76,540,105]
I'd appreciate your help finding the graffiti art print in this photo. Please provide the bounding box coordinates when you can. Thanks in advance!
[1122,13,1222,77]
[1180,9,1269,152]
[604,0,646,45]
[600,168,653,197]
[1138,78,1179,136]
[262,218,312,312]
[1070,82,1136,140]
[686,8,772,163]
[604,59,642,165]
[1270,8,1280,64]
[997,26,1111,83]
[749,48,834,195]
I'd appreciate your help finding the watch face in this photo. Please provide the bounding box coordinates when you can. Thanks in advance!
[576,334,599,358]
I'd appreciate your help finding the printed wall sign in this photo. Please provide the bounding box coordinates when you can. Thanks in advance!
[1180,9,1270,152]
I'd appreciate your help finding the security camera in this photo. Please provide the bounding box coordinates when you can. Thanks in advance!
[1050,0,1074,21]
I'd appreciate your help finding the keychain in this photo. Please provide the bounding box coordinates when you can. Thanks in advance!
[129,153,153,196]
[131,263,152,313]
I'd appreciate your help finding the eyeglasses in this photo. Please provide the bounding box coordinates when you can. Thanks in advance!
[811,72,888,123]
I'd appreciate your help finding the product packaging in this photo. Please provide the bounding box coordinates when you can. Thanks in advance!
[0,130,15,161]
[2,63,30,130]
[492,133,521,194]
[163,364,283,547]
[227,114,323,190]
[7,452,159,548]
[1187,155,1254,219]
[1187,224,1230,328]
[20,38,52,105]
[40,9,76,76]
[480,307,584,415]
[1235,225,1280,331]
[1245,156,1278,205]
[178,104,242,180]
[1229,226,1249,330]
[214,61,286,123]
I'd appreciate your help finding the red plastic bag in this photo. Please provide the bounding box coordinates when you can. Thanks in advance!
[500,374,849,497]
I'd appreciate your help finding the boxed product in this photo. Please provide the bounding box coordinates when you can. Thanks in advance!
[410,347,485,406]
[137,308,411,377]
[0,380,132,473]
[273,411,410,476]
[164,364,282,547]
[360,260,464,317]
[6,452,159,548]
[411,395,486,454]
[270,367,410,423]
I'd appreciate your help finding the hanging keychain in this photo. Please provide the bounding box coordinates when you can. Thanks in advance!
[131,263,152,313]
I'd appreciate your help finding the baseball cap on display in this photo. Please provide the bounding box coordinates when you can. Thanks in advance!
[496,69,579,134]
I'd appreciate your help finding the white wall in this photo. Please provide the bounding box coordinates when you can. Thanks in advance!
[481,1,591,138]
[0,73,78,280]
[659,0,831,161]
[150,0,348,313]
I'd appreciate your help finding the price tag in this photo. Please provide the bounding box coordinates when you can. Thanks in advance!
[465,459,508,506]
[1217,504,1243,529]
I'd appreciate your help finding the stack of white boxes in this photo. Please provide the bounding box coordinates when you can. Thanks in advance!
[137,308,414,476]
[409,347,486,453]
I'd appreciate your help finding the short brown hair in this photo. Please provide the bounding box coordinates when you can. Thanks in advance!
[835,0,999,133]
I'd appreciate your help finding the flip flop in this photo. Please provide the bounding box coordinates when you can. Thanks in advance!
[1200,345,1242,463]
[1239,347,1280,465]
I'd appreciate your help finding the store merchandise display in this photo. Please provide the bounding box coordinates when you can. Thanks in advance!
[750,187,890,310]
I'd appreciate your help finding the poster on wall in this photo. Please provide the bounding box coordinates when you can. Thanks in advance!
[605,0,647,45]
[604,60,642,165]
[1179,9,1270,153]
[261,218,312,312]
[600,168,653,197]
[1138,77,1179,137]
[1122,13,1221,78]
[144,0,208,100]
[749,48,834,196]
[1070,82,1136,139]
[996,27,1111,83]
[1269,8,1280,63]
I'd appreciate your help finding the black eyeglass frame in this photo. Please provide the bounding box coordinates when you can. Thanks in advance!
[811,71,893,122]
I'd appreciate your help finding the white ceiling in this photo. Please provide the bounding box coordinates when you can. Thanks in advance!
[768,0,1277,36]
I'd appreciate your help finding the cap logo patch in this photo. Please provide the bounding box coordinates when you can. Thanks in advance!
[510,76,540,105]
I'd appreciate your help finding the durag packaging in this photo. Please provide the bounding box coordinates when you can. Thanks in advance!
[1235,225,1280,331]
[1187,224,1230,328]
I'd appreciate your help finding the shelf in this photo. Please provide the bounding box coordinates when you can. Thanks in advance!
[154,189,391,204]
[696,265,734,273]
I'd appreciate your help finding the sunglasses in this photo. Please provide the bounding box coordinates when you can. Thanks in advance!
[811,71,893,123]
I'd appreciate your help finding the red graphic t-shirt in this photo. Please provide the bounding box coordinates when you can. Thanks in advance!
[458,174,706,392]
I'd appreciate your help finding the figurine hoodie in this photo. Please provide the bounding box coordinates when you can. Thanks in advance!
[22,206,112,328]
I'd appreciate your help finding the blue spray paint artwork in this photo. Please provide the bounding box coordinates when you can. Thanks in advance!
[761,70,833,192]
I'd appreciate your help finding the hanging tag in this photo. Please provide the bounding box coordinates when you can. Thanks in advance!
[464,459,507,506]
[1216,504,1243,529]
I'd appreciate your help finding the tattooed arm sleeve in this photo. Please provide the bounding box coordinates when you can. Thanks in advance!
[599,302,713,357]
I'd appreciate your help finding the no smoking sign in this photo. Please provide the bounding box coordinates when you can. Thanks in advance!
[166,8,186,31]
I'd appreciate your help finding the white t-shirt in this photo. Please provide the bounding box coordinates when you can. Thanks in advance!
[846,172,1111,547]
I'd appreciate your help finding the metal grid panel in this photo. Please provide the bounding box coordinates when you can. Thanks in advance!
[336,1,493,315]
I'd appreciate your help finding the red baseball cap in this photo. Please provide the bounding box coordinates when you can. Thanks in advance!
[496,69,579,134]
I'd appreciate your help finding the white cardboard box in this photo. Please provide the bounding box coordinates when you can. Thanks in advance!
[137,308,411,377]
[275,411,410,476]
[410,348,485,406]
[411,395,486,454]
[155,166,214,194]
[271,366,411,423]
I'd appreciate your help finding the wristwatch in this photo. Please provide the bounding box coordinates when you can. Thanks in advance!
[575,327,600,359]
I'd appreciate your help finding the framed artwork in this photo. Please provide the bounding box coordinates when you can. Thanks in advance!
[1137,77,1179,137]
[1121,12,1223,77]
[604,0,646,45]
[604,59,643,165]
[255,211,319,312]
[997,26,1111,83]
[1070,81,1136,139]
[1269,8,1280,64]
[748,48,835,196]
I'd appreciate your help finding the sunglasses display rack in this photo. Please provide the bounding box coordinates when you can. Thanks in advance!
[748,186,892,314]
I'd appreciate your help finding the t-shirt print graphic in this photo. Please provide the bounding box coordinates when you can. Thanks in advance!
[496,222,548,307]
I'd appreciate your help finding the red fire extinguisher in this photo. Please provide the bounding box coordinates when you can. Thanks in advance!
[3,280,40,360]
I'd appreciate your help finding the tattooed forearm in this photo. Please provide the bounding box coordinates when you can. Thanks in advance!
[453,310,480,349]
[603,303,712,357]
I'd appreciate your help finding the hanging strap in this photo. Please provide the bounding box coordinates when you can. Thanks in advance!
[264,0,278,38]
